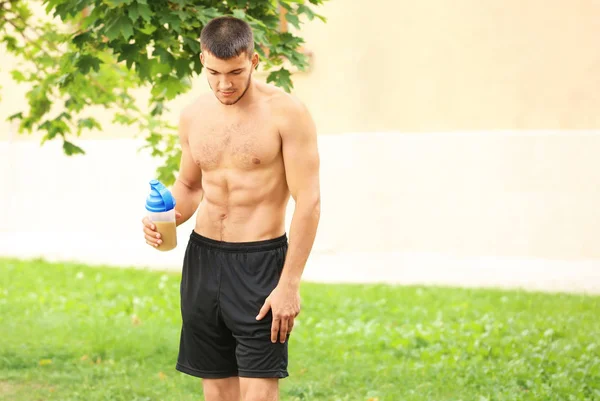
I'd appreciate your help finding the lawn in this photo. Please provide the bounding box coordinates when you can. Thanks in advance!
[0,258,598,401]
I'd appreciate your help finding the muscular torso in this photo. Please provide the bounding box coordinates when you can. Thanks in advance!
[188,88,290,242]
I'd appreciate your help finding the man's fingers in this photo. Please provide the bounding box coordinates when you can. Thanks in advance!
[288,318,294,335]
[143,226,161,238]
[271,318,281,343]
[142,217,161,248]
[142,216,161,245]
[144,234,161,246]
[256,298,271,321]
[141,217,155,230]
[143,225,161,247]
[279,319,288,343]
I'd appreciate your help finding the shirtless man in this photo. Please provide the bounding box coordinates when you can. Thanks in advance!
[141,16,321,401]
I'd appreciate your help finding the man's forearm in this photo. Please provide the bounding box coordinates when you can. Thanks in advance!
[279,196,321,287]
[171,179,203,226]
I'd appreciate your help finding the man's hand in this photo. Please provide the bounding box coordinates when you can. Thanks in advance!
[256,283,301,343]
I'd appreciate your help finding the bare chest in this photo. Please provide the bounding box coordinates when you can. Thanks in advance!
[189,115,281,171]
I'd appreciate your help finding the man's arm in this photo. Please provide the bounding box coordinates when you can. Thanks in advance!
[278,99,321,285]
[256,96,321,343]
[171,106,204,227]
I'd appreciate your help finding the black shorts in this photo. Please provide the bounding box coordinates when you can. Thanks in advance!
[175,230,289,379]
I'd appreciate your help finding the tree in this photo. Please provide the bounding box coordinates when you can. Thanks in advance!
[0,0,326,185]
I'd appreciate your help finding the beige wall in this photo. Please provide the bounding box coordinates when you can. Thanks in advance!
[3,0,600,139]
[289,0,600,133]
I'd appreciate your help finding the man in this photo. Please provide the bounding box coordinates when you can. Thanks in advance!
[141,15,321,401]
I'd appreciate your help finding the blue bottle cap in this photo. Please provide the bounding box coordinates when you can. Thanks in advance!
[145,179,176,212]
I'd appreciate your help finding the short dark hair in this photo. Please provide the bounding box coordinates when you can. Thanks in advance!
[200,16,254,59]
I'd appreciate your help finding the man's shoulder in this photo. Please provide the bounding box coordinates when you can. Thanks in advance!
[259,84,314,138]
[178,95,213,138]
[261,84,308,123]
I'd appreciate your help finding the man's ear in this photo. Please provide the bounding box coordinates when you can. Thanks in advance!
[251,52,259,70]
[200,52,204,66]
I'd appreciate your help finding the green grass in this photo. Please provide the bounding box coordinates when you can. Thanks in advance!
[0,258,599,401]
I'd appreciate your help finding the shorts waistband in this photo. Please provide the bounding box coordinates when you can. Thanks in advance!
[189,230,288,252]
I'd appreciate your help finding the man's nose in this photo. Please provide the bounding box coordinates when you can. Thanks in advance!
[219,77,233,89]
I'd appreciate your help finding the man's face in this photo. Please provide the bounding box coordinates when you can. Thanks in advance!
[201,51,258,105]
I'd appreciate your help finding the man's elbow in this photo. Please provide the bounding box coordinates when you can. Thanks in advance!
[298,192,320,221]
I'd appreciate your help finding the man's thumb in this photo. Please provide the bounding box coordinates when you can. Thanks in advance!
[256,299,271,320]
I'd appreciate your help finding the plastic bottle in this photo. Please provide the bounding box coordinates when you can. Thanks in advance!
[145,179,177,252]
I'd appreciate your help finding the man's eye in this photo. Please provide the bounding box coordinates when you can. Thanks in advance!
[210,71,218,75]
[233,71,242,75]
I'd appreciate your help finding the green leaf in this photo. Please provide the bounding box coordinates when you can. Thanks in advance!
[160,14,181,32]
[27,86,52,120]
[78,117,102,131]
[269,34,281,47]
[285,13,301,30]
[267,68,293,93]
[174,59,190,78]
[103,15,133,40]
[76,55,103,74]
[151,75,189,100]
[183,37,201,54]
[150,102,164,116]
[63,140,85,155]
[138,23,157,35]
[137,3,152,22]
[44,0,62,15]
[154,47,175,66]
[174,9,190,22]
[11,70,27,82]
[139,57,171,79]
[192,6,221,25]
[3,35,20,52]
[8,112,23,121]
[128,4,140,22]
[232,9,246,19]
[53,2,80,19]
[65,97,86,112]
[72,31,92,48]
[113,113,136,125]
[104,16,124,41]
[20,117,35,132]
[192,57,202,74]
[116,44,140,64]
[103,0,133,7]
[40,119,68,143]
[279,2,293,12]
[120,19,134,40]
[297,4,316,20]
[57,112,72,121]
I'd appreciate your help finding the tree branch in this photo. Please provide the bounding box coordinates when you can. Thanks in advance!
[3,5,174,144]
[5,18,52,57]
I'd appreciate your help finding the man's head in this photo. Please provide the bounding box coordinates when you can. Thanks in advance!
[200,16,259,106]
